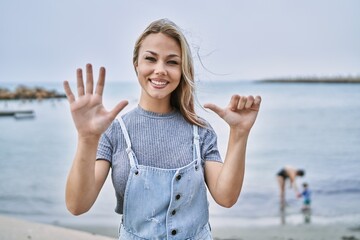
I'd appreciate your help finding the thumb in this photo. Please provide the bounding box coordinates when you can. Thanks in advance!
[204,103,224,117]
[110,100,129,119]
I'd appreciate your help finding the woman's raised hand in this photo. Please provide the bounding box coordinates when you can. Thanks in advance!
[63,64,128,138]
[204,95,261,133]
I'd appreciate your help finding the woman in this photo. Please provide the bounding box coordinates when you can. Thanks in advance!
[63,19,261,239]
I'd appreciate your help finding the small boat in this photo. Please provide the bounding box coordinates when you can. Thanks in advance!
[14,111,35,119]
[0,110,35,119]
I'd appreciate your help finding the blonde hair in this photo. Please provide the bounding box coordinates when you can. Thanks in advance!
[133,19,204,127]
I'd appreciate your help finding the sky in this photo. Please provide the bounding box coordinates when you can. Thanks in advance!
[0,0,359,83]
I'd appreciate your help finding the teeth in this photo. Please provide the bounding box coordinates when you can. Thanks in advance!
[151,80,167,86]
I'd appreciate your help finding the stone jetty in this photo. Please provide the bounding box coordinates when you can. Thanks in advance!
[0,85,66,100]
[258,76,360,83]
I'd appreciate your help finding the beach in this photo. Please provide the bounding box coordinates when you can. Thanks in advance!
[0,215,112,240]
[1,81,360,239]
[212,224,360,240]
[1,214,360,240]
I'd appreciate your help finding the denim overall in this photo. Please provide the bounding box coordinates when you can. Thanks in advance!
[118,118,212,240]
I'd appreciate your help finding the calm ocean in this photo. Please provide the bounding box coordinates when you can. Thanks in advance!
[1,81,359,228]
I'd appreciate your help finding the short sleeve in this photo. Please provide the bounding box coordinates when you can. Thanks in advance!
[96,122,115,164]
[199,123,222,163]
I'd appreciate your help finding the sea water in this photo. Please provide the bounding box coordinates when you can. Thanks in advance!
[0,81,359,228]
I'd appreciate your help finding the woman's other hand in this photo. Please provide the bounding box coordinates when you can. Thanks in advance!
[204,94,261,133]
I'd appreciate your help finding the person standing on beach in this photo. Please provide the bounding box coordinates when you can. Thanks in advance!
[300,182,311,223]
[276,166,305,209]
[63,19,261,239]
[301,182,311,210]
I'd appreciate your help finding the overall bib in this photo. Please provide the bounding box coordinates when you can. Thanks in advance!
[118,118,212,240]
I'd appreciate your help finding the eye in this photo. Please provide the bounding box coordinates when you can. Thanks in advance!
[145,56,156,62]
[167,60,179,65]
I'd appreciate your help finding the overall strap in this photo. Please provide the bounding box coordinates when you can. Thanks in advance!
[118,117,137,168]
[193,125,201,164]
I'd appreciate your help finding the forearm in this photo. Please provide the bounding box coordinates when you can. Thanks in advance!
[65,136,100,214]
[213,129,249,207]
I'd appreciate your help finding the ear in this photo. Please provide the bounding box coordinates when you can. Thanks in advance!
[134,63,139,76]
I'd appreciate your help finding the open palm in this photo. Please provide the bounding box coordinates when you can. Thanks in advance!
[63,64,128,138]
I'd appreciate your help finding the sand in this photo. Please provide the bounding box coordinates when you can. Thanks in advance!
[1,214,360,240]
[0,215,112,240]
[212,225,360,240]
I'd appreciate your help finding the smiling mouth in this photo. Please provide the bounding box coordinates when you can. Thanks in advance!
[150,79,169,87]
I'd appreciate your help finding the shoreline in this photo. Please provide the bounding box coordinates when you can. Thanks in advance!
[1,215,359,240]
[64,224,360,240]
[257,77,360,83]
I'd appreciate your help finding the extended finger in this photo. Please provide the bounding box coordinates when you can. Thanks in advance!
[229,95,240,111]
[244,95,255,109]
[63,81,75,103]
[204,103,224,118]
[77,68,85,97]
[95,67,106,96]
[109,100,129,119]
[86,63,94,94]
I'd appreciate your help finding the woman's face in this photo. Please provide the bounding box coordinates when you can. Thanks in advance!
[135,33,182,105]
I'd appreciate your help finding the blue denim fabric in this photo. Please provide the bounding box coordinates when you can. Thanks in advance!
[118,118,212,240]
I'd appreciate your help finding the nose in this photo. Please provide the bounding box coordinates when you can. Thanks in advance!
[154,62,167,75]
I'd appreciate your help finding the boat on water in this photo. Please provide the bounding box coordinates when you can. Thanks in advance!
[0,110,35,119]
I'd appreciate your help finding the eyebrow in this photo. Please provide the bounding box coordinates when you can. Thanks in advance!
[145,50,180,58]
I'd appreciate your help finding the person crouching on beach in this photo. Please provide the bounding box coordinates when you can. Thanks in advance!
[276,166,305,210]
[63,18,261,239]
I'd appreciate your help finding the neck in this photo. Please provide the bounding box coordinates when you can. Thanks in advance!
[139,98,173,114]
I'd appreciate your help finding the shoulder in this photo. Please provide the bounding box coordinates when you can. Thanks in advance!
[197,118,217,139]
[102,108,138,138]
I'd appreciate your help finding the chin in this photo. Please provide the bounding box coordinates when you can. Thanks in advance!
[150,93,170,100]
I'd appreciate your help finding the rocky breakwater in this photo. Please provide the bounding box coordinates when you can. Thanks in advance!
[0,85,66,100]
